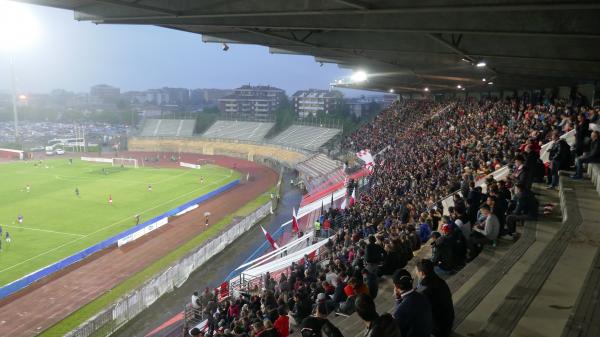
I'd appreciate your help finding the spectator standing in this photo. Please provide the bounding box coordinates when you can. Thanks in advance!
[191,291,201,310]
[547,132,571,189]
[355,293,402,337]
[274,307,290,337]
[514,155,531,190]
[362,268,379,299]
[391,271,432,337]
[365,235,385,274]
[415,259,454,337]
[574,113,591,156]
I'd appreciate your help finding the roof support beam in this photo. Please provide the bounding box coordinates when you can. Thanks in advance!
[82,2,600,21]
[96,20,600,39]
[91,0,180,16]
[332,0,370,10]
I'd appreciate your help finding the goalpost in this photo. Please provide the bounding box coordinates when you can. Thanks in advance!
[112,157,138,168]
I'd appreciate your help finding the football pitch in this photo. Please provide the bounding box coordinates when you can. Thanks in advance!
[0,159,239,287]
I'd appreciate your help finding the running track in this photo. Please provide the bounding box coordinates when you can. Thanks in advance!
[0,153,278,337]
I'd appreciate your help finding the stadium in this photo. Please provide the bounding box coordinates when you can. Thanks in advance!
[1,2,600,337]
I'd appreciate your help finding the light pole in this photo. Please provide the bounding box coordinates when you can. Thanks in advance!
[1,1,39,144]
[9,54,19,142]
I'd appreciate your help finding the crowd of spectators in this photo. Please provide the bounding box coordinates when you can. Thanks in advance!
[185,94,600,337]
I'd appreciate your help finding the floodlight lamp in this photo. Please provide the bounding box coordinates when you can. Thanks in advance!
[476,61,487,67]
[0,1,39,51]
[389,89,394,93]
[424,87,429,92]
[457,85,462,89]
[351,70,368,83]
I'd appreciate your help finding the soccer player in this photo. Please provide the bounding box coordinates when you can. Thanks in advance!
[108,195,113,205]
[75,187,80,198]
[17,214,23,224]
[200,176,204,184]
[69,158,73,165]
[5,232,11,244]
[26,184,30,193]
[135,214,140,225]
[0,224,3,237]
[148,184,152,192]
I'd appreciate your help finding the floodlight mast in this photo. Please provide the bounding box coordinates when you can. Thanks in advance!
[10,54,18,142]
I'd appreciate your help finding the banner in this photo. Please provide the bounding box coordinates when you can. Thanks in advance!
[81,156,112,163]
[179,162,202,169]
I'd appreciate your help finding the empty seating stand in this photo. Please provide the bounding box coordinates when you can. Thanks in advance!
[201,121,274,142]
[139,119,196,137]
[271,125,340,151]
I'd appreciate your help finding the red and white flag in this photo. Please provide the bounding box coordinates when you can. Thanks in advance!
[292,207,300,233]
[356,149,375,174]
[261,225,279,250]
[341,189,356,209]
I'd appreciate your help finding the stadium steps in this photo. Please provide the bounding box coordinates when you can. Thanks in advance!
[450,173,600,337]
[451,185,562,336]
[153,119,162,136]
[290,170,600,337]
[588,163,600,195]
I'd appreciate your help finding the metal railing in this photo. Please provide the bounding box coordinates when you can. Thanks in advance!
[435,128,577,215]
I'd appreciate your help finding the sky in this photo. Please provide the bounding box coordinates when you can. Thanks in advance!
[0,2,370,96]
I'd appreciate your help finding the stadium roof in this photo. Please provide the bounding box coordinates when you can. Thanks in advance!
[20,0,600,93]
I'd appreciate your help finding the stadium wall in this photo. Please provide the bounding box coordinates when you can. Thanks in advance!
[0,148,24,160]
[0,179,240,301]
[128,137,308,168]
[64,201,273,337]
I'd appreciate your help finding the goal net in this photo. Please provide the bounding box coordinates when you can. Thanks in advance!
[112,157,138,168]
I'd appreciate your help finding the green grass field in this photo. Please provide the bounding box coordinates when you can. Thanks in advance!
[0,159,239,287]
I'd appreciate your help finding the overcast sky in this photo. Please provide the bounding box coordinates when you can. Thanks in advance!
[0,2,372,96]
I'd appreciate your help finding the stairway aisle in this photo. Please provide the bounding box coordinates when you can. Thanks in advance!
[473,172,600,337]
[453,186,562,337]
[508,172,600,337]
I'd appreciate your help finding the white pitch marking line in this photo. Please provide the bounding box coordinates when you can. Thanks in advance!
[0,172,234,274]
[2,225,84,237]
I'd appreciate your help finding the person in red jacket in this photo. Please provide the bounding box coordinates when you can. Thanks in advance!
[273,307,290,337]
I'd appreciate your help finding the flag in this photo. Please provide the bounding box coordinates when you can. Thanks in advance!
[341,189,356,209]
[217,281,229,301]
[349,189,356,207]
[261,225,279,250]
[320,200,324,215]
[292,207,299,233]
[330,192,334,209]
[356,149,375,174]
